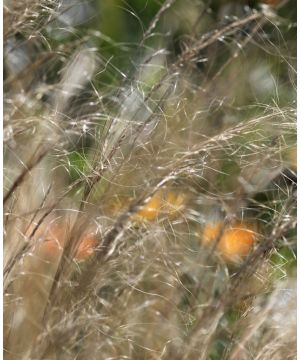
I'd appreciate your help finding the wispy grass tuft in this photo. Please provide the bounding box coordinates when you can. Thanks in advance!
[4,0,296,359]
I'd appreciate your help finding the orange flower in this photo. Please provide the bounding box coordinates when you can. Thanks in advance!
[286,146,297,170]
[34,223,66,259]
[136,192,162,221]
[202,222,223,246]
[261,0,281,6]
[135,190,186,221]
[202,221,257,262]
[75,233,98,260]
[165,191,186,216]
[30,223,97,261]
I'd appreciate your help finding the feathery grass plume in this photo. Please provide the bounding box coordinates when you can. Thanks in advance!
[4,0,296,359]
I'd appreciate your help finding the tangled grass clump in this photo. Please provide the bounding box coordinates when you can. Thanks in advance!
[4,0,296,359]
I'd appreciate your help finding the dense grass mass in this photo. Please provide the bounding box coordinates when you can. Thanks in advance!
[4,0,296,359]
